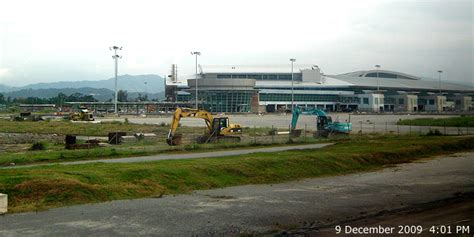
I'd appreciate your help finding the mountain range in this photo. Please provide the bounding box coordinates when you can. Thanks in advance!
[0,74,165,101]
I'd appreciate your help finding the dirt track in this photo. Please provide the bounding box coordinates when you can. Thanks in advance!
[1,152,473,236]
[290,193,474,236]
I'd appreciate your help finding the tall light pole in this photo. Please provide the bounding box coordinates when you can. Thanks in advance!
[191,51,201,109]
[144,81,148,101]
[375,64,381,113]
[375,64,381,92]
[110,46,122,115]
[437,70,443,94]
[290,58,296,111]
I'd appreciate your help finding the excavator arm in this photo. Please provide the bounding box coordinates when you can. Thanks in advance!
[167,108,215,145]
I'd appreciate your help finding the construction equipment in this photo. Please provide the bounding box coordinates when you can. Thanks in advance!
[167,107,242,145]
[291,106,352,138]
[69,108,94,121]
[10,112,43,121]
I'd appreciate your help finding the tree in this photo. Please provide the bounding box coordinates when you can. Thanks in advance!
[117,90,128,102]
[0,93,5,104]
[137,93,148,102]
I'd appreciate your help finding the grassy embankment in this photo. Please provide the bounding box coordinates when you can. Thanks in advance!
[0,120,166,136]
[0,120,294,166]
[397,115,474,127]
[0,134,473,213]
[0,136,326,166]
[0,119,274,136]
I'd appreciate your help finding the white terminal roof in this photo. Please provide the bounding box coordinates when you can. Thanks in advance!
[175,65,474,92]
[200,64,317,74]
[332,75,472,92]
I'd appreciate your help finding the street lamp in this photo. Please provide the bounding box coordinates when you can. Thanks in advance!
[437,70,443,94]
[290,58,296,111]
[144,81,147,101]
[110,46,122,115]
[191,51,201,109]
[375,64,381,113]
[375,64,381,92]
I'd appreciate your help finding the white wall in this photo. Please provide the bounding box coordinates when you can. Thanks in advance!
[358,93,384,112]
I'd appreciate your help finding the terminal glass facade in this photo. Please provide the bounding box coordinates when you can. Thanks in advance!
[260,93,359,103]
[193,90,254,113]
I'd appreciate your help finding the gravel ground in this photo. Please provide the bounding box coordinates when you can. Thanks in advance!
[101,114,472,135]
[1,152,472,236]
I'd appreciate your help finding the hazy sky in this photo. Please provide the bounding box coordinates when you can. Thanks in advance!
[0,0,472,86]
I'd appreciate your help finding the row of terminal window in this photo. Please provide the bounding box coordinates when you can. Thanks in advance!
[361,98,436,105]
[216,74,302,81]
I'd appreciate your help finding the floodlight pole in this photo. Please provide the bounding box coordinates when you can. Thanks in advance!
[437,70,443,94]
[191,51,201,109]
[110,46,122,115]
[375,64,381,92]
[144,81,148,101]
[290,58,296,111]
[375,64,381,113]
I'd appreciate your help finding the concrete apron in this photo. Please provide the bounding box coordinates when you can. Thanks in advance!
[0,193,7,214]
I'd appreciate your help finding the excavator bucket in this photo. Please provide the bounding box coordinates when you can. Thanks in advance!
[290,129,302,138]
[166,134,183,146]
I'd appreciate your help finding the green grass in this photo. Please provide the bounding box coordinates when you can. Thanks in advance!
[0,119,275,137]
[0,135,473,213]
[0,136,326,166]
[0,120,167,136]
[397,115,474,127]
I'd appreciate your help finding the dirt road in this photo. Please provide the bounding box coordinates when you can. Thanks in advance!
[0,152,473,236]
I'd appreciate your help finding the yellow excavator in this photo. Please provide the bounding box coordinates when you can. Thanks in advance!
[166,107,242,145]
[69,108,94,121]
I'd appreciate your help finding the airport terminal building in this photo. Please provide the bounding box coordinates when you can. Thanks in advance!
[165,65,474,113]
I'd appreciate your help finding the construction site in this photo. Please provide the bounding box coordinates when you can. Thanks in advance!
[0,102,473,235]
[1,0,474,236]
[1,59,474,236]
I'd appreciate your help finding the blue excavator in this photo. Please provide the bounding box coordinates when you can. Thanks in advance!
[291,106,352,138]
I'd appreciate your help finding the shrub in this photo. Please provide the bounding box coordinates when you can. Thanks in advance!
[30,142,47,151]
[426,129,442,136]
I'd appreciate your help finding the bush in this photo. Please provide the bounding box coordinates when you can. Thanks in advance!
[184,143,201,150]
[124,118,129,124]
[426,129,442,136]
[159,122,166,127]
[30,142,47,151]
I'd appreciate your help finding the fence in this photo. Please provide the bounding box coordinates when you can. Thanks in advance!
[166,122,474,148]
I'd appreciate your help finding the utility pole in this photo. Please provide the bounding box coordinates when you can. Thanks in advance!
[290,58,296,111]
[437,70,443,94]
[110,46,122,115]
[375,64,381,113]
[375,64,381,92]
[191,51,201,109]
[144,81,148,101]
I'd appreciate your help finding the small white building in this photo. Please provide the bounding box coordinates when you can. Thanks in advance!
[389,94,418,112]
[358,93,384,112]
[448,95,473,111]
[419,95,447,112]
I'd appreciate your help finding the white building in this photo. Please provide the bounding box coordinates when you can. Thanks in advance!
[357,93,385,112]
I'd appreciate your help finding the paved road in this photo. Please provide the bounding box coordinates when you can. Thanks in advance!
[1,152,473,236]
[3,143,333,169]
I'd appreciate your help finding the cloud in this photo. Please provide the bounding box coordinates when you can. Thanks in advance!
[0,0,472,86]
[0,68,10,77]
